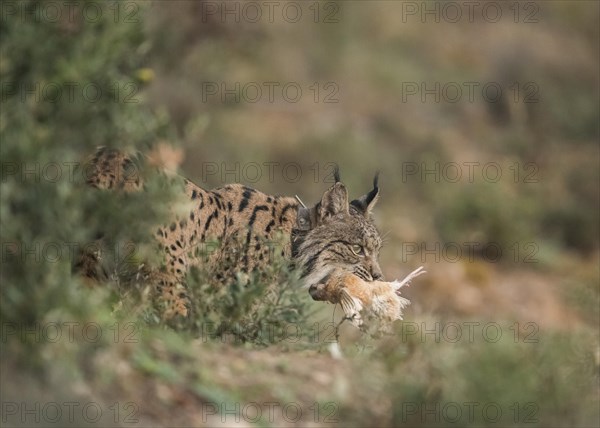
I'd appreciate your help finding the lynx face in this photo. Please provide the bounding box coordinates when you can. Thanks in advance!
[293,175,383,299]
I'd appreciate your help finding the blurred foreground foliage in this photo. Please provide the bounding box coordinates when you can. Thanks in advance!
[1,0,310,347]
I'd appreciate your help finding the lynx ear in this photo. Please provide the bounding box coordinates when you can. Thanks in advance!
[319,182,349,222]
[351,172,380,215]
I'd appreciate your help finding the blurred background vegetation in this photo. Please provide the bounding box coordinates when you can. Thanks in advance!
[1,1,598,426]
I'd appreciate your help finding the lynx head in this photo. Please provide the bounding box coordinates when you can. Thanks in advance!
[292,170,383,299]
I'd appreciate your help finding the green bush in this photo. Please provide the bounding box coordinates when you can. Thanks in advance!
[0,1,177,347]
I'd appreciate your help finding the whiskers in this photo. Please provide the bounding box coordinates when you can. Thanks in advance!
[380,230,392,247]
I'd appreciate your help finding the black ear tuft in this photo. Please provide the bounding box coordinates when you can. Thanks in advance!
[350,171,380,215]
[333,165,341,183]
[373,171,380,190]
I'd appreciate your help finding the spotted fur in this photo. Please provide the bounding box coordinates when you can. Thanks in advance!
[81,147,383,318]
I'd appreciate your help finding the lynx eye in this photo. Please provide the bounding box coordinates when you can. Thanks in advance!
[350,244,364,256]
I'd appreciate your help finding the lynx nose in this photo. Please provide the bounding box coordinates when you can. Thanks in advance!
[371,264,383,280]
